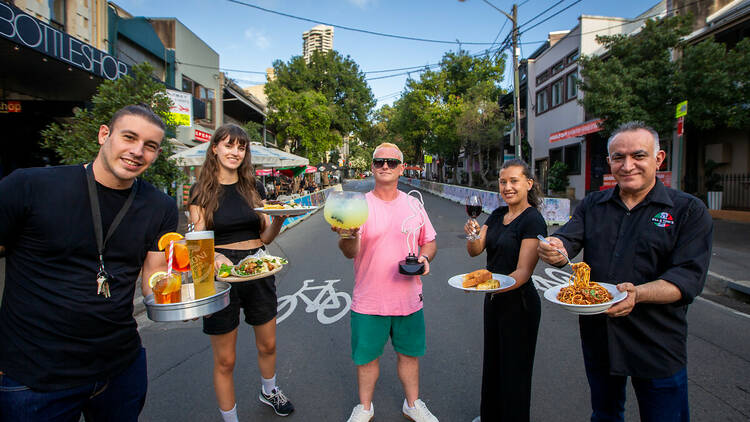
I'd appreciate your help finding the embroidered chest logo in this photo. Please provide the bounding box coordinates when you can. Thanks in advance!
[651,212,674,228]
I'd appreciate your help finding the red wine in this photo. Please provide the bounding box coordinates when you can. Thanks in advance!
[466,205,482,218]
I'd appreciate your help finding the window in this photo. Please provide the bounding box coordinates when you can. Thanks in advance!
[549,143,581,175]
[564,143,581,174]
[536,70,549,85]
[181,76,215,124]
[566,49,579,65]
[536,90,548,114]
[551,79,564,107]
[551,60,564,75]
[566,72,578,100]
[49,0,66,30]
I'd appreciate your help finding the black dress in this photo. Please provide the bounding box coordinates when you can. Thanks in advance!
[480,206,546,421]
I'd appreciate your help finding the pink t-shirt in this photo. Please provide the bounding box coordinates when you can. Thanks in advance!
[352,190,437,316]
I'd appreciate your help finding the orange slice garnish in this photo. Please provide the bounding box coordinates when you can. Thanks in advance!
[158,232,184,251]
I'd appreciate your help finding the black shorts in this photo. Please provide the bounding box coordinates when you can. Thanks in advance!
[202,247,278,335]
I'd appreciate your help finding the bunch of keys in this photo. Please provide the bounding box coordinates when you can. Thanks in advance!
[97,263,111,298]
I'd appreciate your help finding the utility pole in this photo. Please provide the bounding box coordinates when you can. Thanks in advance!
[480,1,522,160]
[510,4,522,160]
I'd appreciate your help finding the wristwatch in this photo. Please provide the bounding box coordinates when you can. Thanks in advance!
[421,254,430,262]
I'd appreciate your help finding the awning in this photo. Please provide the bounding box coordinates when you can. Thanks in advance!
[549,119,604,143]
[170,142,282,167]
[305,165,317,174]
[260,146,309,168]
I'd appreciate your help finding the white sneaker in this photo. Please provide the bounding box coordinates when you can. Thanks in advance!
[347,403,374,422]
[471,417,480,422]
[403,399,438,422]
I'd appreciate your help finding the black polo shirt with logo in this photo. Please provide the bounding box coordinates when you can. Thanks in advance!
[553,179,713,378]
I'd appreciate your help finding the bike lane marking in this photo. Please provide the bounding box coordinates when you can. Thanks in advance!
[276,279,352,325]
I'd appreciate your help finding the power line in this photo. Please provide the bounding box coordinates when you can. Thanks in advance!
[518,0,568,30]
[225,0,499,46]
[519,0,583,34]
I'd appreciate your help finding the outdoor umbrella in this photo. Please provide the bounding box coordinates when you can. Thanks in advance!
[404,165,423,171]
[170,142,281,167]
[316,162,338,172]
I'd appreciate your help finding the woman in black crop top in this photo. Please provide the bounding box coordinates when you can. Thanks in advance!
[189,124,294,420]
[463,159,546,422]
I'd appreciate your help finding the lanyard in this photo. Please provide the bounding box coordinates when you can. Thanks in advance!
[85,163,138,298]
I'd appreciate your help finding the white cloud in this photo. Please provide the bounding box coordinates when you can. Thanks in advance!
[244,28,271,50]
[348,0,374,9]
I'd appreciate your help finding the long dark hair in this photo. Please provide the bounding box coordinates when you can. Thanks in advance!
[500,158,543,208]
[189,124,262,229]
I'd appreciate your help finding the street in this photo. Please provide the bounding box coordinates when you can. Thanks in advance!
[136,179,750,421]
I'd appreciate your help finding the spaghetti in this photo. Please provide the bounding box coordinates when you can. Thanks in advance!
[557,262,613,305]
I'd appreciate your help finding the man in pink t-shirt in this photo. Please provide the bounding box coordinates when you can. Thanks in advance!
[335,143,438,422]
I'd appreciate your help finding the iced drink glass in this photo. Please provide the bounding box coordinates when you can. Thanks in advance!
[185,230,216,299]
[152,273,182,304]
[324,191,369,239]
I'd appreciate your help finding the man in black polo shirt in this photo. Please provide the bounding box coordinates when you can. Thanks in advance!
[538,121,712,422]
[0,105,178,421]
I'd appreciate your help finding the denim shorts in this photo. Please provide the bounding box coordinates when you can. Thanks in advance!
[350,309,426,365]
[203,247,278,335]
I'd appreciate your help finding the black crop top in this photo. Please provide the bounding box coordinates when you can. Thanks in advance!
[191,181,266,245]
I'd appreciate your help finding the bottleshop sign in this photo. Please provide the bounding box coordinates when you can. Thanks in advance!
[0,101,21,113]
[0,3,128,80]
[166,89,192,127]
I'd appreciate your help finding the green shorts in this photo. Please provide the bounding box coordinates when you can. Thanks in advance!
[350,309,426,366]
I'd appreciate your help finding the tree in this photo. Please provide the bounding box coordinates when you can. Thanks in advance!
[579,15,750,138]
[457,93,509,186]
[242,120,264,143]
[265,86,339,163]
[266,51,375,160]
[41,62,184,192]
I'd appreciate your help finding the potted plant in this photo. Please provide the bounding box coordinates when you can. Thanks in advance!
[704,159,723,210]
[547,161,569,197]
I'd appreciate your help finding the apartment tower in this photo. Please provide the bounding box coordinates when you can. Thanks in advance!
[302,24,334,62]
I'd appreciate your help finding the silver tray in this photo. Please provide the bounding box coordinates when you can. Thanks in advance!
[144,281,231,322]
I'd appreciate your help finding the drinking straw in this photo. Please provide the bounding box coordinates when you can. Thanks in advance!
[166,240,175,277]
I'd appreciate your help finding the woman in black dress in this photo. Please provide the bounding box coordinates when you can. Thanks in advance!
[464,159,546,422]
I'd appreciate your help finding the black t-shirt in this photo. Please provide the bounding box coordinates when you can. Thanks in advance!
[553,180,713,378]
[0,165,178,391]
[190,181,266,245]
[484,206,547,275]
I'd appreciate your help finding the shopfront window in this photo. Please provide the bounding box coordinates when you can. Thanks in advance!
[549,143,581,175]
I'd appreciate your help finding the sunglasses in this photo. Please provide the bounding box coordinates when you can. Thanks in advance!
[373,158,401,169]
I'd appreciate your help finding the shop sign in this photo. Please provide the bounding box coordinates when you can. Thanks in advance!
[194,129,211,142]
[166,89,192,127]
[0,101,21,113]
[549,119,603,143]
[0,3,128,80]
[600,171,672,190]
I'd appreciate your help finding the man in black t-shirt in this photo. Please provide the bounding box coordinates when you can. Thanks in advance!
[538,122,712,422]
[0,105,178,421]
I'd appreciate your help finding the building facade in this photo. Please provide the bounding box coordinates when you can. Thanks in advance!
[302,24,333,63]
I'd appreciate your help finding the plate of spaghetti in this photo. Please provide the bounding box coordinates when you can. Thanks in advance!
[543,262,627,315]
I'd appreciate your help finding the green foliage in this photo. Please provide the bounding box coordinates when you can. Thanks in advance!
[580,15,750,138]
[41,62,184,192]
[265,86,339,163]
[704,159,723,191]
[242,120,264,143]
[548,161,570,192]
[265,51,375,162]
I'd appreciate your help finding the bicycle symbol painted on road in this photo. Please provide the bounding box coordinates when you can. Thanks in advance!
[531,267,572,291]
[276,279,352,325]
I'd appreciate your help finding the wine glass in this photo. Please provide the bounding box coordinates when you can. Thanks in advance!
[465,194,482,240]
[324,191,369,239]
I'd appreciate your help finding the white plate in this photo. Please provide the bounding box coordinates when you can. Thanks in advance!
[216,265,283,282]
[543,282,628,315]
[448,273,516,293]
[254,206,318,216]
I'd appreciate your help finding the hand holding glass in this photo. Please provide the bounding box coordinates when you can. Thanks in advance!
[324,191,369,239]
[465,194,482,240]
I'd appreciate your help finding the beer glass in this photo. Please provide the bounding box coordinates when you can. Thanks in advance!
[185,230,216,299]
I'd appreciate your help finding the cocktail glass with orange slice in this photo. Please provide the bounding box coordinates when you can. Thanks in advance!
[158,232,190,272]
[149,271,182,304]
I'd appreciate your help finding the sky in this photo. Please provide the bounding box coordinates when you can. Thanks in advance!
[114,0,659,109]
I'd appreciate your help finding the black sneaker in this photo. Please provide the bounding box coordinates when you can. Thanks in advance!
[259,387,295,416]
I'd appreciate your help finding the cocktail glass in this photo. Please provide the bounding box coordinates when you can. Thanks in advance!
[152,273,182,304]
[324,191,369,239]
[165,239,190,272]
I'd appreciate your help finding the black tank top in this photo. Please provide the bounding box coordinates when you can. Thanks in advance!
[193,181,266,245]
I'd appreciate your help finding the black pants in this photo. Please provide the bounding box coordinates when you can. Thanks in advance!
[480,282,541,422]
